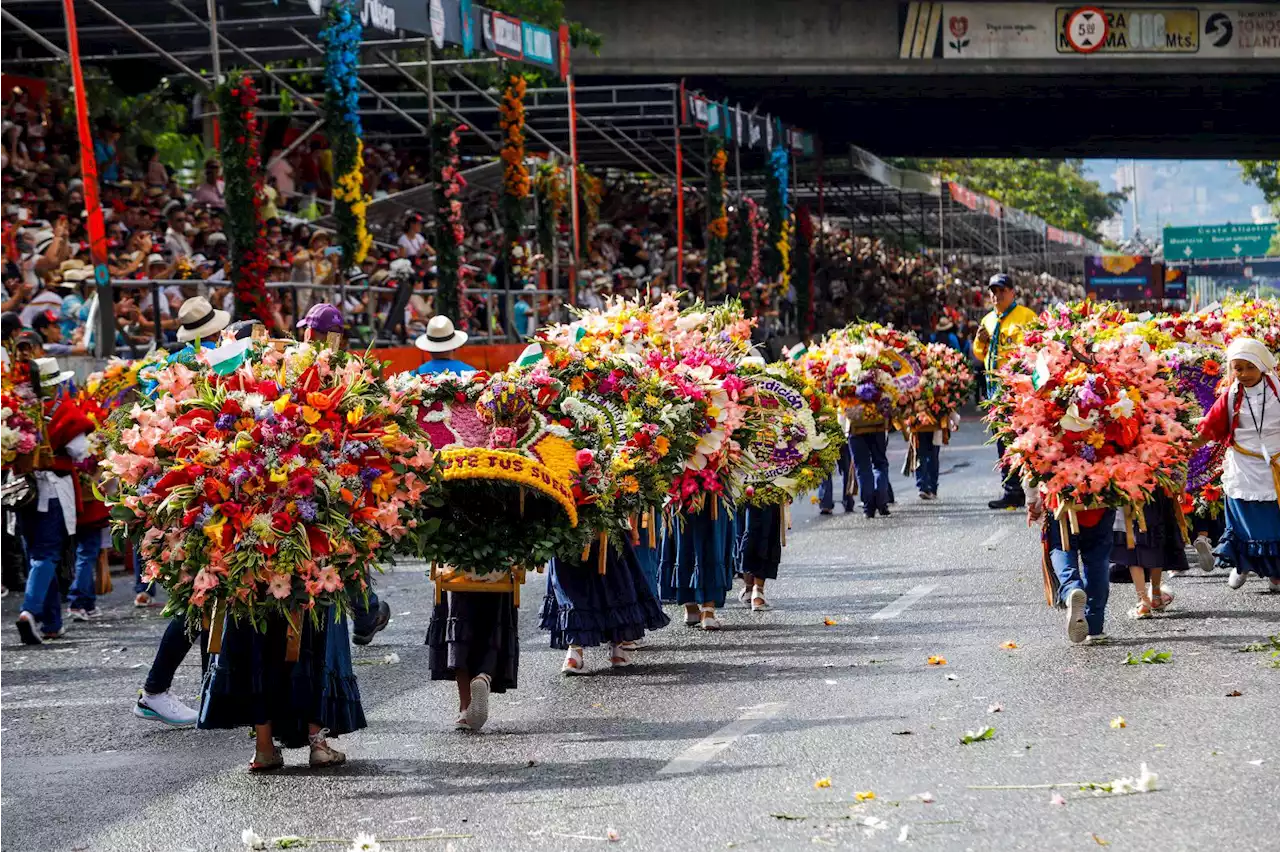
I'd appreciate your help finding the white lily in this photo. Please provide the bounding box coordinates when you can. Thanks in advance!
[1107,395,1135,420]
[241,829,266,850]
[1059,403,1098,433]
[1136,762,1158,792]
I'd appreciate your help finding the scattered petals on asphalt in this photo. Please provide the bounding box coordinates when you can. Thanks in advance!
[1248,759,1264,766]
[914,792,935,804]
[858,816,889,833]
[1092,833,1111,846]
[823,618,838,626]
[945,674,959,681]
[1110,716,1127,729]
[854,790,876,802]
[814,777,833,789]
[1050,793,1067,806]
[606,827,621,842]
[241,829,266,850]
[897,825,910,843]
[1000,641,1019,650]
[960,726,996,745]
[987,703,1003,713]
[383,652,400,665]
[927,655,947,666]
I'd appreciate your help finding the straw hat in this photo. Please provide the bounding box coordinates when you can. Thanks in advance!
[415,315,467,353]
[175,296,231,342]
[35,356,75,388]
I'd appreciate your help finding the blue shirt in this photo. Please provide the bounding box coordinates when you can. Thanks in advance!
[414,358,475,376]
[94,140,118,181]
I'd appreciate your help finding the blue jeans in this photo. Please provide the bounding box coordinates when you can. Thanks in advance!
[22,499,67,633]
[850,431,890,512]
[818,438,853,510]
[68,527,103,612]
[1048,509,1117,636]
[915,431,940,494]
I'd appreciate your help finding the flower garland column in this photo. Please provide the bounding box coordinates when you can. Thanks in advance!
[431,121,467,323]
[321,0,371,272]
[737,197,762,316]
[706,137,728,298]
[499,75,531,285]
[575,164,600,261]
[796,205,815,336]
[764,145,792,311]
[534,163,566,267]
[214,75,271,325]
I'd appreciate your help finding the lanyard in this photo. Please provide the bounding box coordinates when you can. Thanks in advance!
[1244,382,1268,444]
[986,303,1017,370]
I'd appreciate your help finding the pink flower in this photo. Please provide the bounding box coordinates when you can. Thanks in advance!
[267,572,292,599]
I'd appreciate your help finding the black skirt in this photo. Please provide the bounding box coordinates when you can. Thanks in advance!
[426,591,519,693]
[738,505,783,580]
[1111,491,1190,575]
[539,542,670,650]
[199,607,366,749]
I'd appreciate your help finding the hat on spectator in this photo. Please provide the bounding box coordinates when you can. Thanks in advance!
[415,315,468,353]
[297,303,345,335]
[146,253,167,267]
[988,273,1013,291]
[308,231,331,247]
[346,267,369,285]
[60,268,93,285]
[35,356,75,387]
[936,317,955,331]
[175,296,231,342]
[206,232,227,247]
[60,259,87,272]
[162,199,184,217]
[32,230,55,254]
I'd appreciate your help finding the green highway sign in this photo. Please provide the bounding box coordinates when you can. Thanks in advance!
[1164,223,1279,260]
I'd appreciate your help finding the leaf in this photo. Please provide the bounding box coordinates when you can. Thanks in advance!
[1123,649,1172,665]
[960,725,996,745]
[1093,834,1110,846]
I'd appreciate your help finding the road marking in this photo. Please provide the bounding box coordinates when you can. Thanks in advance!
[981,528,1012,549]
[869,584,937,620]
[657,702,786,775]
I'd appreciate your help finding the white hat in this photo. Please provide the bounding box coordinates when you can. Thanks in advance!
[35,356,75,387]
[415,315,468,353]
[146,253,167,266]
[1226,337,1277,375]
[205,232,227,246]
[175,296,231,342]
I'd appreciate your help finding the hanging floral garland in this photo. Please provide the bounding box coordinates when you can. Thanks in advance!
[534,163,567,262]
[214,75,271,326]
[321,0,371,267]
[795,205,815,335]
[499,75,529,246]
[706,136,729,293]
[576,164,602,260]
[763,144,789,287]
[431,120,467,323]
[741,196,762,291]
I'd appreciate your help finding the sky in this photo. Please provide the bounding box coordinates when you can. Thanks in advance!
[1082,159,1271,243]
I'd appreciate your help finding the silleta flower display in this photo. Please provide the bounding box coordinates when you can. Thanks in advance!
[215,75,272,325]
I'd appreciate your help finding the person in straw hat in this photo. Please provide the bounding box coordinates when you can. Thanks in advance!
[413,315,474,375]
[15,357,94,645]
[1197,336,1280,593]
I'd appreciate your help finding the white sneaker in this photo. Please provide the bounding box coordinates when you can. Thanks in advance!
[1194,536,1216,573]
[15,611,43,645]
[1227,568,1249,590]
[1267,577,1280,594]
[69,607,100,622]
[465,675,491,732]
[1084,633,1110,645]
[133,690,198,727]
[1065,589,1088,644]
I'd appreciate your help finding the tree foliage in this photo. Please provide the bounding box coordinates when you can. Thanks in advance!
[1238,161,1280,205]
[891,158,1127,241]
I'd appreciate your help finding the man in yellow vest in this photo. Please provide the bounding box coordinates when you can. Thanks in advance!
[972,273,1039,510]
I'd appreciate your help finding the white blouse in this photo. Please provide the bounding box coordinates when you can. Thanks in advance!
[1224,380,1280,501]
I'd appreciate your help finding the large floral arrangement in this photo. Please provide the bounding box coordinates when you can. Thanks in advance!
[540,295,755,363]
[986,330,1195,512]
[388,370,584,574]
[903,343,975,431]
[0,388,37,468]
[534,163,567,262]
[737,196,762,293]
[431,121,468,323]
[82,358,146,413]
[215,75,272,325]
[499,75,529,252]
[739,360,841,506]
[321,0,371,266]
[706,137,728,292]
[1163,342,1227,518]
[102,342,441,632]
[1222,295,1280,349]
[575,165,602,260]
[803,327,920,425]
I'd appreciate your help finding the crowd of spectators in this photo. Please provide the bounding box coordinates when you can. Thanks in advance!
[3,86,1084,365]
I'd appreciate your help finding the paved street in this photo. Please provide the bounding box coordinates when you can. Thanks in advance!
[3,434,1277,852]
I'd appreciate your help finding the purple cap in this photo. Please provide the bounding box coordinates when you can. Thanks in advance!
[296,303,344,334]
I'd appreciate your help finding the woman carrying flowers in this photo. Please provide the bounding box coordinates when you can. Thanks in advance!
[1197,337,1280,593]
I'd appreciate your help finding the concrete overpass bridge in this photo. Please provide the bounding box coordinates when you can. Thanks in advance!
[566,0,1280,157]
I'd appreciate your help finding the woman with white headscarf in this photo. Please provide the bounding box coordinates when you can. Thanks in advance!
[1197,337,1280,592]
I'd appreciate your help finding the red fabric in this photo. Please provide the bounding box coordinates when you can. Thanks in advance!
[1197,375,1280,445]
[1076,508,1106,528]
[45,397,94,451]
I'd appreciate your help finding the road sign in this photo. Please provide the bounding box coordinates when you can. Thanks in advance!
[1163,223,1279,260]
[1064,7,1109,53]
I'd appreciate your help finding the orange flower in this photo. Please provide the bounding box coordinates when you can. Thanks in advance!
[306,390,335,411]
[340,487,356,504]
[1202,360,1220,376]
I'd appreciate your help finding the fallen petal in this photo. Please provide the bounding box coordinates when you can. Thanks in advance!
[987,703,1003,714]
[1050,793,1067,806]
[814,777,833,789]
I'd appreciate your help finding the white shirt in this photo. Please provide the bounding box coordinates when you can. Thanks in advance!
[397,232,427,258]
[165,227,192,259]
[35,433,90,534]
[1224,380,1280,501]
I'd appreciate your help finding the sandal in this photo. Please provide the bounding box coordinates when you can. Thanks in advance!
[562,646,586,675]
[1150,590,1174,611]
[737,585,752,605]
[684,605,701,627]
[249,746,284,773]
[454,713,472,731]
[608,642,634,668]
[751,588,770,612]
[308,729,346,768]
[699,605,721,631]
[1129,600,1154,620]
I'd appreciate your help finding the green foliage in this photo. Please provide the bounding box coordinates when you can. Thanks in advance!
[1122,649,1172,665]
[892,158,1126,242]
[1237,161,1280,204]
[960,725,995,745]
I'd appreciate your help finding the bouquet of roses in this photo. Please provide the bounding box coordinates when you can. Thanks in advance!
[1149,307,1227,347]
[1,390,40,466]
[103,341,441,632]
[738,360,842,506]
[902,343,975,431]
[987,329,1195,512]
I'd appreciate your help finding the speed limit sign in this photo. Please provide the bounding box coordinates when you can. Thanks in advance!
[1065,7,1109,53]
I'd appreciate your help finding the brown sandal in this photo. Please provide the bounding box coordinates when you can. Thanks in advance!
[249,746,284,772]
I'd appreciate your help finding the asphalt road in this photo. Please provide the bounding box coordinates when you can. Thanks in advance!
[3,434,1278,852]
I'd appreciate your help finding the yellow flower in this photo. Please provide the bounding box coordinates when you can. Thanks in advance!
[927,655,947,666]
[854,791,876,802]
[202,514,226,543]
[301,406,321,425]
[269,469,288,484]
[274,393,292,414]
[653,436,670,456]
[346,404,365,426]
[814,777,832,789]
[1064,365,1089,385]
[301,431,323,447]
[644,393,662,408]
[618,476,640,494]
[1110,716,1126,729]
[1085,431,1105,449]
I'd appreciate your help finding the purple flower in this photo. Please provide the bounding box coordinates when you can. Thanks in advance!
[856,382,879,402]
[1080,445,1097,462]
[359,467,380,487]
[215,413,237,431]
[296,500,317,522]
[228,467,251,486]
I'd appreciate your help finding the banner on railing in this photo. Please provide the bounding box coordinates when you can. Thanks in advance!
[681,88,813,156]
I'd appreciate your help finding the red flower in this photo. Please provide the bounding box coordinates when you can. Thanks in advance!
[272,512,295,533]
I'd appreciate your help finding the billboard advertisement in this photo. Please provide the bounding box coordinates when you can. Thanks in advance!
[1085,255,1157,301]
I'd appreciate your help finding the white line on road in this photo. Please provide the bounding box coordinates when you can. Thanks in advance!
[981,528,1012,550]
[869,584,937,620]
[657,702,786,775]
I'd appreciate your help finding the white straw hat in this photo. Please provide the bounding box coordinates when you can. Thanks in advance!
[35,356,75,387]
[415,315,468,353]
[175,296,231,343]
